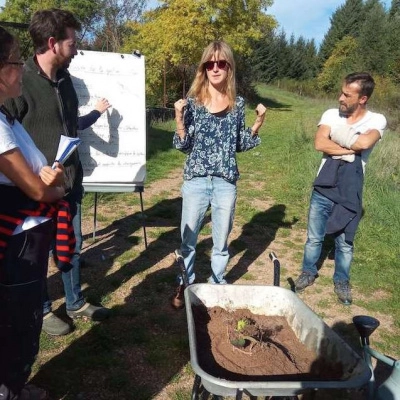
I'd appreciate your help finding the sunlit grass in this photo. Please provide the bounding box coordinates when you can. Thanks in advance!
[37,84,399,399]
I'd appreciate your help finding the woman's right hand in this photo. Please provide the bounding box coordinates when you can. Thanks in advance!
[39,163,65,187]
[174,99,187,137]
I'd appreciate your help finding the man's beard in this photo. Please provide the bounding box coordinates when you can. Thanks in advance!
[61,57,72,69]
[339,103,357,117]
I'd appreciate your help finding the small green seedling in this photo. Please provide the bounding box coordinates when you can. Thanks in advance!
[236,318,249,332]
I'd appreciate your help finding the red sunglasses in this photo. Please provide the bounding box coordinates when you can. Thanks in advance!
[204,60,229,71]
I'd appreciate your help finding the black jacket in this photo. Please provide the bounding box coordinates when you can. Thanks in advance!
[5,56,82,193]
[313,155,364,242]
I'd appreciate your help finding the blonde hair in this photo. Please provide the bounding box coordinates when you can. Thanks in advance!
[187,41,236,110]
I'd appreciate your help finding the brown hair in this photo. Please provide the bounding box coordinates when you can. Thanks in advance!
[187,41,236,110]
[0,26,18,67]
[344,72,375,99]
[29,8,81,54]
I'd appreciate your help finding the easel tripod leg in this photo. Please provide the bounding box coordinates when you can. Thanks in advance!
[93,192,98,241]
[139,190,147,248]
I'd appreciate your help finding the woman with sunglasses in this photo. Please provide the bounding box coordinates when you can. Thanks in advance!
[0,27,66,399]
[171,40,266,309]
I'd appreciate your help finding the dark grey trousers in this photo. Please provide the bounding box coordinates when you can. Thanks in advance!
[0,220,53,399]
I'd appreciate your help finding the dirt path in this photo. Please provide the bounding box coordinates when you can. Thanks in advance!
[106,168,396,335]
[40,167,395,400]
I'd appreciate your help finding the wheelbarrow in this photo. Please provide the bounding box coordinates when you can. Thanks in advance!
[179,253,371,399]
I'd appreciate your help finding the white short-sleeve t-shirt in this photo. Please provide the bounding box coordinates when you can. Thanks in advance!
[0,111,50,233]
[318,109,387,174]
[0,112,47,184]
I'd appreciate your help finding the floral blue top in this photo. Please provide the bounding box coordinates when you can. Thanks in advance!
[173,96,261,183]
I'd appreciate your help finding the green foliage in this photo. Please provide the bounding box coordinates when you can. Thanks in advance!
[357,0,389,74]
[250,0,400,119]
[251,30,318,84]
[0,0,144,53]
[318,0,365,65]
[0,0,102,32]
[122,0,276,105]
[317,36,359,93]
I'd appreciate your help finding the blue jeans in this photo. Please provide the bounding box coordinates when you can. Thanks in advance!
[178,176,237,284]
[43,186,85,313]
[302,190,354,283]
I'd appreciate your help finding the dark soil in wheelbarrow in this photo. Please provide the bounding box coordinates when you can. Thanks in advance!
[193,305,344,382]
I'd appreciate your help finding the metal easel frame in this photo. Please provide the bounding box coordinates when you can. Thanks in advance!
[83,183,148,248]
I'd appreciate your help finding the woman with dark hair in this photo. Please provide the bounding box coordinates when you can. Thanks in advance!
[0,27,67,399]
[171,41,267,308]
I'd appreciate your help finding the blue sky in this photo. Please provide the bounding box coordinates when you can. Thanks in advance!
[0,0,392,47]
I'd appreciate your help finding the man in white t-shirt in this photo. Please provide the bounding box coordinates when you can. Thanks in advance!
[294,72,387,305]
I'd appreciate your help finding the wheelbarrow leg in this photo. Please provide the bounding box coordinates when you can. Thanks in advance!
[175,248,189,288]
[235,389,243,400]
[191,375,201,400]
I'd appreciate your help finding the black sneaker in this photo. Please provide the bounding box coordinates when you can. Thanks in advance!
[67,303,110,321]
[171,285,185,309]
[294,271,316,292]
[334,281,352,305]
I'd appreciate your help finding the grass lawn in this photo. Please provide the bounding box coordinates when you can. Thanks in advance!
[31,84,399,399]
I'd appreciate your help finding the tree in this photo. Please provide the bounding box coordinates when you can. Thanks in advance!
[250,29,281,83]
[357,0,389,74]
[122,0,276,105]
[287,35,312,80]
[90,0,146,52]
[252,29,318,83]
[274,30,291,80]
[303,39,319,80]
[0,0,145,53]
[317,36,360,93]
[387,0,400,82]
[0,0,102,37]
[318,0,364,65]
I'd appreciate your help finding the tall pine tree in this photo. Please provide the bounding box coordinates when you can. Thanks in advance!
[318,0,364,65]
[357,0,389,74]
[387,0,400,82]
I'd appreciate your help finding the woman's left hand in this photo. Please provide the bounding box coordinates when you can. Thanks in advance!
[255,103,267,121]
[39,163,65,187]
[251,104,267,135]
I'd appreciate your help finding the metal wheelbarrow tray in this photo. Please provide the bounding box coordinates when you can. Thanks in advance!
[184,284,371,397]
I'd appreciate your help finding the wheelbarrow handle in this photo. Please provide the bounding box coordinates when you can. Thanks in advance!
[269,252,278,262]
[269,252,280,287]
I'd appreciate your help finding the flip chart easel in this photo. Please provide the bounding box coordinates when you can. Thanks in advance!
[69,50,148,248]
